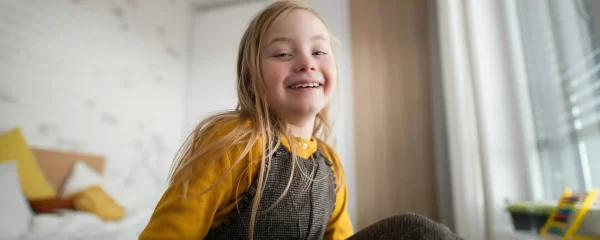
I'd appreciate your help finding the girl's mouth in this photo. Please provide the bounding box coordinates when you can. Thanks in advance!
[288,83,323,89]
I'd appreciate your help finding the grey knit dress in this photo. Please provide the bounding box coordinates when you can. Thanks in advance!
[205,144,336,240]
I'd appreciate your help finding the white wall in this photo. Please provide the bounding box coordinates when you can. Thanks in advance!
[0,0,192,201]
[185,1,266,131]
[187,0,357,226]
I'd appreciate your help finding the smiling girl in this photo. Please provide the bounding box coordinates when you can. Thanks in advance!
[138,0,353,239]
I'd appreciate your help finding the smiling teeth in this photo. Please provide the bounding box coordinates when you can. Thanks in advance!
[290,83,320,89]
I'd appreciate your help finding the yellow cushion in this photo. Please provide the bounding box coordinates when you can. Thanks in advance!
[72,185,125,221]
[0,128,56,200]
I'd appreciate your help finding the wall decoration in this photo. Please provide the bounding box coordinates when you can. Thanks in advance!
[154,73,163,84]
[101,113,118,126]
[121,70,134,89]
[104,168,121,178]
[0,91,17,104]
[165,46,181,60]
[38,123,59,137]
[150,134,166,156]
[55,137,85,151]
[85,99,96,110]
[132,139,156,169]
[120,21,129,31]
[155,26,166,36]
[112,6,124,18]
[137,121,146,132]
[125,0,138,9]
[123,170,135,185]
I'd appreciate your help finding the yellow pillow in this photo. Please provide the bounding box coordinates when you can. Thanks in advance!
[0,128,56,200]
[72,185,125,221]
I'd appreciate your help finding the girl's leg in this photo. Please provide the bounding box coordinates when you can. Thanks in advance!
[347,213,463,240]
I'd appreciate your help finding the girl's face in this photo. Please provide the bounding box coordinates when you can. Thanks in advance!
[260,9,336,123]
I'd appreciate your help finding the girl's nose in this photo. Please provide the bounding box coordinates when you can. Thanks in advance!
[294,53,317,72]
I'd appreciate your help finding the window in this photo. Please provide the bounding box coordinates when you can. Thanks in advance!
[516,0,600,199]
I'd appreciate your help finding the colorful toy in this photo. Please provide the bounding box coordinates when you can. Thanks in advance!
[540,188,599,240]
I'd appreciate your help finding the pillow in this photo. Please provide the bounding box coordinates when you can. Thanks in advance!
[72,185,125,221]
[29,198,75,213]
[0,161,33,238]
[101,177,139,211]
[62,161,102,198]
[0,128,56,200]
[63,161,133,213]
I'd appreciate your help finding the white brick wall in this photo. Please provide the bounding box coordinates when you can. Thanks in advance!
[0,0,192,197]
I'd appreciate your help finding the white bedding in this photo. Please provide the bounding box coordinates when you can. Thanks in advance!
[4,208,154,240]
[0,158,166,240]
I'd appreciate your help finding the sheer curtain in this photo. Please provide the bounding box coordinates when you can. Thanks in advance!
[436,0,529,238]
[435,0,565,239]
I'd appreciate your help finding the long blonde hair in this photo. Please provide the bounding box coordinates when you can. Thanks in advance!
[168,0,342,238]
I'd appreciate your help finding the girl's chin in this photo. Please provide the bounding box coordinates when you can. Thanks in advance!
[270,98,329,118]
[288,103,327,116]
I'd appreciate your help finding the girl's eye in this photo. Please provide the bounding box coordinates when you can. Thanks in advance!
[313,51,327,55]
[275,53,291,57]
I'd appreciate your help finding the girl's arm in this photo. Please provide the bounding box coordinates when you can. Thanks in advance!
[139,121,247,239]
[324,175,354,240]
[320,144,354,240]
[139,120,260,239]
[138,158,234,239]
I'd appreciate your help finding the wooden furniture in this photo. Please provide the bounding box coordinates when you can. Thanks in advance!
[349,0,438,229]
[32,148,105,195]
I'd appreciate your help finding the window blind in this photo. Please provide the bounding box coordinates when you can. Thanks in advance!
[516,0,599,198]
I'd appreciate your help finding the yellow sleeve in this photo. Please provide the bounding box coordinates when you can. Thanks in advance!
[320,143,355,240]
[325,182,354,240]
[138,164,234,239]
[139,120,243,240]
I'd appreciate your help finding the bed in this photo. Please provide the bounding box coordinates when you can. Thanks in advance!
[4,148,157,240]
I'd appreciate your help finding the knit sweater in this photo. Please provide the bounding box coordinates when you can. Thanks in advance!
[138,119,353,239]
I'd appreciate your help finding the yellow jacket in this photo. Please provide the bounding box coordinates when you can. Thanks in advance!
[139,119,354,239]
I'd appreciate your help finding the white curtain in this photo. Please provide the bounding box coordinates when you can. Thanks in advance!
[436,0,538,239]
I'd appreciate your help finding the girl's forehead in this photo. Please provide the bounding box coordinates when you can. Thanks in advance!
[262,10,329,43]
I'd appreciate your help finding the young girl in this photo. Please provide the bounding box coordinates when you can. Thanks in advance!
[139,0,353,239]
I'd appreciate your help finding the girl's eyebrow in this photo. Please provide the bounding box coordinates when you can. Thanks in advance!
[263,34,329,49]
[264,37,293,49]
[310,35,329,42]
